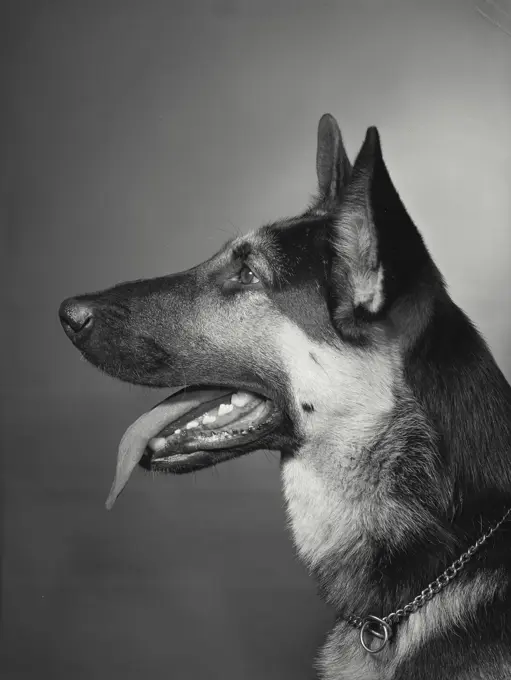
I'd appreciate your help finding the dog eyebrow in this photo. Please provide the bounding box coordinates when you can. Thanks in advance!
[231,241,252,261]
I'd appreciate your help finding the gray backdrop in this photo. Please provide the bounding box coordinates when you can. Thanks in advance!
[2,1,511,678]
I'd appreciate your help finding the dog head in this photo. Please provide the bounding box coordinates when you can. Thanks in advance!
[59,114,442,508]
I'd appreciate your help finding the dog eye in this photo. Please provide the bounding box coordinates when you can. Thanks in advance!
[235,266,260,286]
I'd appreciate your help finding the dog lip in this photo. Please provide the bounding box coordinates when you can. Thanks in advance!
[147,406,282,470]
[149,396,279,460]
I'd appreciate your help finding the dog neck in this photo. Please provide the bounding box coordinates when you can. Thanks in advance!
[281,297,511,677]
[281,412,510,679]
[281,389,454,614]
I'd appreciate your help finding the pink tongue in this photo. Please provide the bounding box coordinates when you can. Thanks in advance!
[105,387,233,510]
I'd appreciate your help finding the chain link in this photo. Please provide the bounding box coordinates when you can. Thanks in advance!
[348,507,511,633]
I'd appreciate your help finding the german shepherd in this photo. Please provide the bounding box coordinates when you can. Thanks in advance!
[59,114,511,679]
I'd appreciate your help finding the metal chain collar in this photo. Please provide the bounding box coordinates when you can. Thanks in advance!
[348,507,511,654]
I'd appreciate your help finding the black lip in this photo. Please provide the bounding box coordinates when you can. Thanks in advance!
[144,406,283,475]
[151,399,282,460]
[151,407,281,458]
[152,381,285,438]
[139,408,297,475]
[135,381,289,473]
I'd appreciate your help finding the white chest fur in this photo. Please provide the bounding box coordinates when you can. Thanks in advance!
[281,456,367,570]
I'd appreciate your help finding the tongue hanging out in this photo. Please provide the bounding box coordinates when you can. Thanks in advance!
[105,387,275,510]
[105,387,232,510]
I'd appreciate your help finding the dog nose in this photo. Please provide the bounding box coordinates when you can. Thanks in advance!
[59,297,94,338]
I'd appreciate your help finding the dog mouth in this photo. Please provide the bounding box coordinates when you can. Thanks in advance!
[148,391,276,456]
[105,386,280,509]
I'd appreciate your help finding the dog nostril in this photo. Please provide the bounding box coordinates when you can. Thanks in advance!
[59,297,94,335]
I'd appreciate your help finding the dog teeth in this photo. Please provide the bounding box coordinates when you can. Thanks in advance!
[218,403,234,416]
[149,437,167,451]
[231,391,252,408]
[145,396,264,454]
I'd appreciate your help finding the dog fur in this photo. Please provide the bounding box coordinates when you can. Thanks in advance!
[59,114,511,679]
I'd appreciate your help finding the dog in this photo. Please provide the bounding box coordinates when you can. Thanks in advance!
[59,114,511,679]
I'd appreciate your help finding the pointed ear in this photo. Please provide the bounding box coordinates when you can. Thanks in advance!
[331,127,383,327]
[330,126,430,338]
[313,114,352,211]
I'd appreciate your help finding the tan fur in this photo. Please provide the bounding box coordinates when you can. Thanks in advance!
[315,571,508,680]
[334,188,386,313]
[316,621,382,680]
[276,320,399,569]
[395,569,507,656]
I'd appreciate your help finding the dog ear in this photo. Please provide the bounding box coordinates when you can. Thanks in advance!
[313,114,352,210]
[330,126,431,338]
